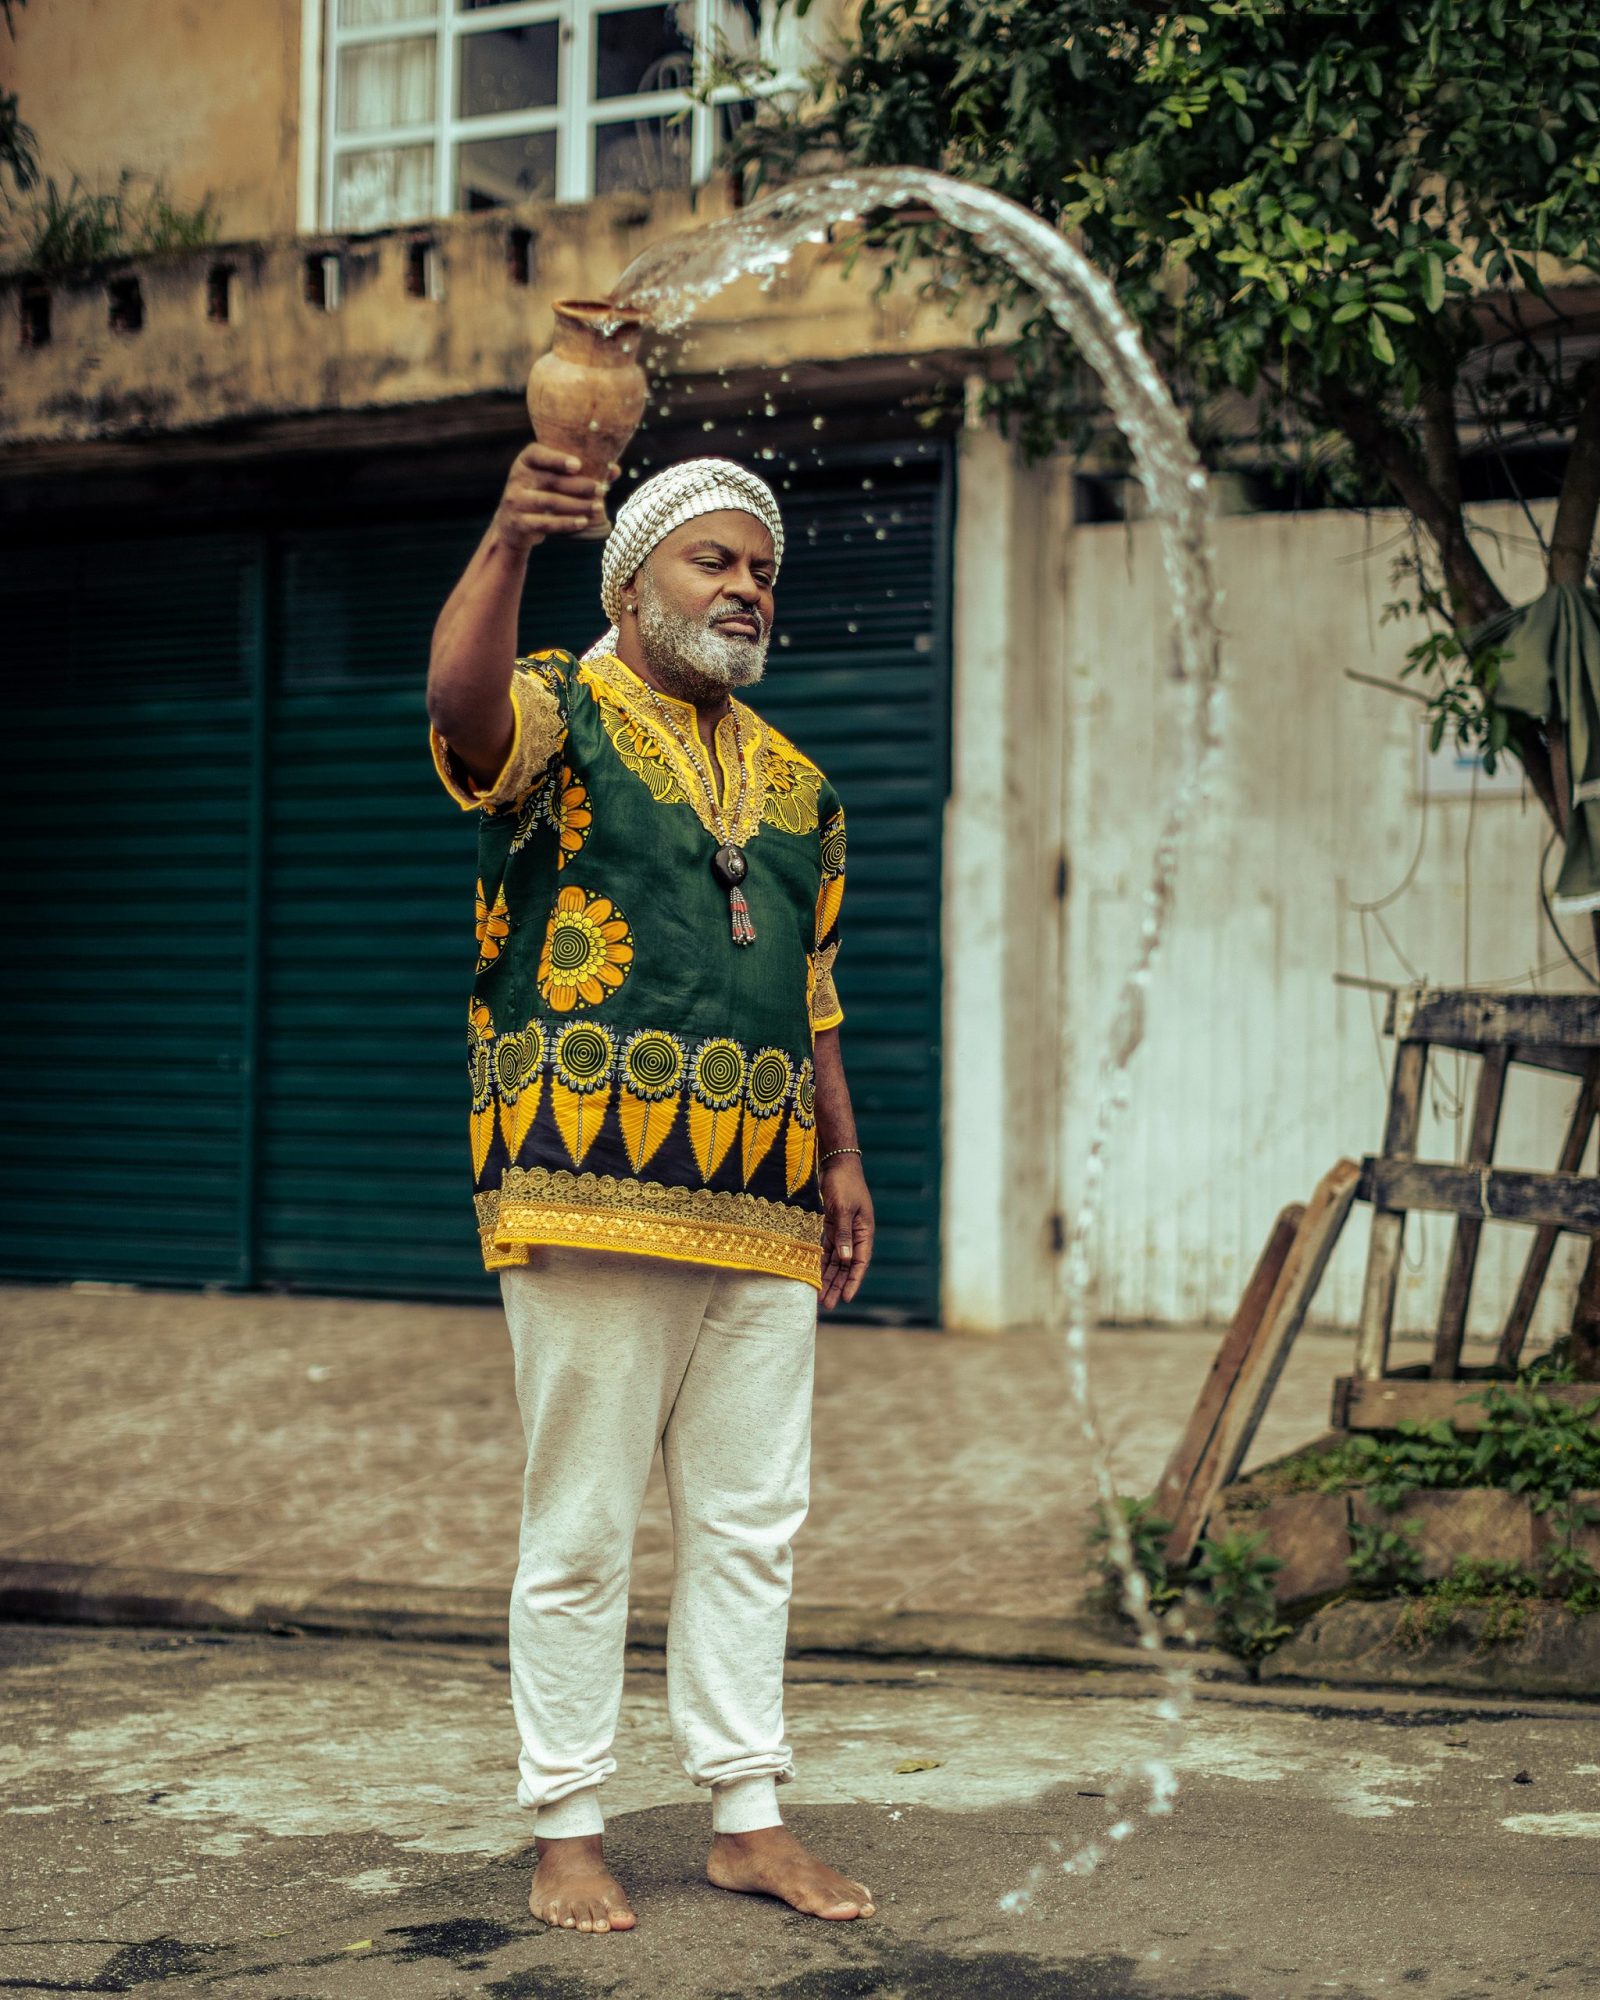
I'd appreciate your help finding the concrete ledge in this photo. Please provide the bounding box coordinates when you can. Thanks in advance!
[1261,1598,1600,1699]
[0,1557,1241,1679]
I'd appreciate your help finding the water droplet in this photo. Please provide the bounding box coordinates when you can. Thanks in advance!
[763,402,778,418]
[874,529,887,541]
[811,416,825,430]
[759,447,775,459]
[777,633,791,648]
[846,621,858,633]
[861,477,875,490]
[778,371,791,384]
[656,405,670,417]
[702,420,714,431]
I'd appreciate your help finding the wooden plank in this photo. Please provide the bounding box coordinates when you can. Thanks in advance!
[1364,1159,1600,1233]
[1508,1043,1596,1081]
[1498,1055,1600,1370]
[1334,1375,1600,1435]
[1430,1046,1511,1380]
[1152,1203,1306,1532]
[1381,987,1600,1053]
[1165,1161,1360,1566]
[1353,1040,1427,1382]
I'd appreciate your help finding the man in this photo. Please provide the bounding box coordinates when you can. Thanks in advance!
[426,446,877,1934]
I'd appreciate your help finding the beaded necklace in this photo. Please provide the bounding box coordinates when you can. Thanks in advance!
[638,681,758,946]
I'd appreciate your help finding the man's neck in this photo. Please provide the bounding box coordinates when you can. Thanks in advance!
[617,640,733,749]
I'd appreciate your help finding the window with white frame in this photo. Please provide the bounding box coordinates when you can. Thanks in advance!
[323,0,800,232]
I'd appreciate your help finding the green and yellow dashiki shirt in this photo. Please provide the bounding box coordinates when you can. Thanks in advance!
[431,649,846,1290]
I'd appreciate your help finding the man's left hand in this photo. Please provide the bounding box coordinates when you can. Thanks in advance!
[820,1156,874,1311]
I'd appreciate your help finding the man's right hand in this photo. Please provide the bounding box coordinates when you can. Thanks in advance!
[493,443,612,551]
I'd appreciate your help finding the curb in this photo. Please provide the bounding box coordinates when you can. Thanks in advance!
[0,1557,1242,1678]
[12,1559,1593,1699]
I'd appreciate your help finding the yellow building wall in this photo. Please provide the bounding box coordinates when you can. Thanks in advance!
[0,0,303,243]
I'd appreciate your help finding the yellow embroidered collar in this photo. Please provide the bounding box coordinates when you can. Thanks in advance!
[579,651,821,844]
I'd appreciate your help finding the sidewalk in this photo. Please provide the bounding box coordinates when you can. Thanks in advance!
[1,1280,1369,1648]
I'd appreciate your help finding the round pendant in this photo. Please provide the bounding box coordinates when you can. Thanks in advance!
[711,842,748,889]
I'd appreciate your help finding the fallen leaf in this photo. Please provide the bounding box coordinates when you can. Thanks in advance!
[341,1941,374,1953]
[893,1758,943,1774]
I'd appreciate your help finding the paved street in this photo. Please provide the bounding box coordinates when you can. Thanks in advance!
[1,1284,1403,1633]
[2,1623,1597,1999]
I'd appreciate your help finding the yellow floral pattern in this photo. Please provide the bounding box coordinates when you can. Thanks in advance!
[548,767,592,870]
[475,880,510,972]
[536,886,634,1012]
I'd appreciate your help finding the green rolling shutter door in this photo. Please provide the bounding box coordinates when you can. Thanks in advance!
[746,452,950,1320]
[259,520,493,1296]
[0,536,264,1286]
[0,442,949,1319]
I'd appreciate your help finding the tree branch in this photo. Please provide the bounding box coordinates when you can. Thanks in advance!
[1548,360,1600,590]
[1320,384,1508,626]
[1418,378,1462,516]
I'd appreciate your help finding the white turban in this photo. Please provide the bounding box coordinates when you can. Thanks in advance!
[587,458,785,660]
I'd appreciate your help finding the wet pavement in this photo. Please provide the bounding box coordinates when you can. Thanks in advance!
[2,1623,1597,1998]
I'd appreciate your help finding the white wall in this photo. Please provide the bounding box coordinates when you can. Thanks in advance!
[1052,495,1585,1340]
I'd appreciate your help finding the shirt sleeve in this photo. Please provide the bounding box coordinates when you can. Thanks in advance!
[430,653,570,812]
[809,794,846,1033]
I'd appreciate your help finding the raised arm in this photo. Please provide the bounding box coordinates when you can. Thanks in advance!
[426,443,609,787]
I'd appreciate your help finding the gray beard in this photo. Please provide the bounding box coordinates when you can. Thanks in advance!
[635,572,769,703]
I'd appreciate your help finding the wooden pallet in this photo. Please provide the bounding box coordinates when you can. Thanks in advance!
[1156,987,1600,1561]
[1348,986,1600,1422]
[1158,1161,1360,1566]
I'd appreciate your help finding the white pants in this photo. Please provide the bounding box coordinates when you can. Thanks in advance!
[500,1247,818,1840]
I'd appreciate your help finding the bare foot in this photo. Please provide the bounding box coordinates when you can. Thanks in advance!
[707,1826,875,1920]
[528,1834,636,1933]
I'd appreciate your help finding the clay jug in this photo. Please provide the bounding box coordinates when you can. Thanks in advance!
[525,299,649,540]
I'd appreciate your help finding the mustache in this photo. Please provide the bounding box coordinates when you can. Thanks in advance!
[708,604,766,640]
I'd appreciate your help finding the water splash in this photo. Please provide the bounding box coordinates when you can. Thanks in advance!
[613,168,1223,1890]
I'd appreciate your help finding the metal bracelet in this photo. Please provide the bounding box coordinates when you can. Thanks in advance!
[819,1146,863,1167]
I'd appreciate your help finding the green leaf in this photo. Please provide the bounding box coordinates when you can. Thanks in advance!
[1368,314,1396,364]
[1373,300,1417,322]
[1423,254,1445,311]
[1332,299,1366,323]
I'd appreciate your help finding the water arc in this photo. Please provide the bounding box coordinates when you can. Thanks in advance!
[614,166,1224,1886]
